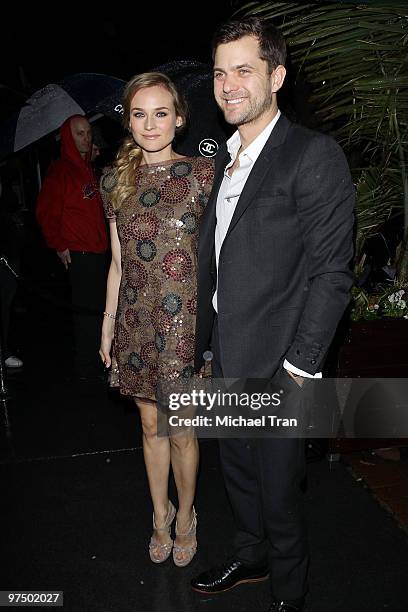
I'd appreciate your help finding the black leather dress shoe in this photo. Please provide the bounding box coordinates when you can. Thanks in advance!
[267,598,305,611]
[191,559,269,594]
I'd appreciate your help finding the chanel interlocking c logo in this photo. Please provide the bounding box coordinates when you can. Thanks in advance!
[199,138,218,158]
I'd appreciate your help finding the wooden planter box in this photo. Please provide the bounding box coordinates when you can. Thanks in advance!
[337,318,408,378]
[329,318,408,453]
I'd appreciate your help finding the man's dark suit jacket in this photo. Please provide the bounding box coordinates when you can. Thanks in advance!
[195,113,355,379]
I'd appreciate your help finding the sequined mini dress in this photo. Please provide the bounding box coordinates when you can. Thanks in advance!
[100,156,214,400]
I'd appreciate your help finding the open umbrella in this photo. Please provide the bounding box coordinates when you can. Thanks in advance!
[0,73,126,159]
[95,61,230,158]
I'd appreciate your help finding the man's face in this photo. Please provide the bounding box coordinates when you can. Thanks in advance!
[70,117,92,156]
[213,35,276,126]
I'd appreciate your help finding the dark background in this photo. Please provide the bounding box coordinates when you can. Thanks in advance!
[1,2,239,111]
[0,0,244,366]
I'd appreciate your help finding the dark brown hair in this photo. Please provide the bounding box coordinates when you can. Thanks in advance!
[212,16,287,73]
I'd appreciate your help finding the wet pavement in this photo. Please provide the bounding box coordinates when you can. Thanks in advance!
[1,287,408,611]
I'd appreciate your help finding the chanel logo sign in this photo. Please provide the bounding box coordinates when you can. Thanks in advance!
[199,138,218,157]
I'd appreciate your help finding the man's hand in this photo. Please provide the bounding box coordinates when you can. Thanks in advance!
[287,370,304,388]
[57,248,71,269]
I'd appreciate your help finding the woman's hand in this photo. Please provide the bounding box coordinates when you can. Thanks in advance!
[99,320,115,368]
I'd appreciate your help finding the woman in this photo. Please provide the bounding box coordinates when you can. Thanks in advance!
[99,72,214,566]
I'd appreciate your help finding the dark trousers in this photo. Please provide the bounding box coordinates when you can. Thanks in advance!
[68,251,106,375]
[211,316,309,600]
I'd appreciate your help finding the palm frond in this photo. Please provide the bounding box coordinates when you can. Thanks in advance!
[241,1,408,266]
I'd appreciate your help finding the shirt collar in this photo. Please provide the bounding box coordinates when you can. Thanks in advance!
[226,109,281,164]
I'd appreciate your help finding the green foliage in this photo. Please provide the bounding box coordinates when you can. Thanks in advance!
[351,284,408,320]
[240,1,408,274]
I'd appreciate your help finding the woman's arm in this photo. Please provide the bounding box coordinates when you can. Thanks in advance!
[99,221,122,368]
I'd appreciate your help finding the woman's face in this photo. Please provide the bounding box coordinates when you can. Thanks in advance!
[128,85,182,156]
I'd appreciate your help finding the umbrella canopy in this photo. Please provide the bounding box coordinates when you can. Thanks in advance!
[0,73,126,159]
[95,61,231,158]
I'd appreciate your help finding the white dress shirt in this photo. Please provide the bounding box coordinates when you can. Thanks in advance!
[212,110,321,379]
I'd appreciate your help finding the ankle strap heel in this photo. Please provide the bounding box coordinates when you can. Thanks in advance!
[173,507,197,567]
[149,500,176,564]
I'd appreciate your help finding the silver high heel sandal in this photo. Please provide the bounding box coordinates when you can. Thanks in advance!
[173,507,197,567]
[149,500,176,563]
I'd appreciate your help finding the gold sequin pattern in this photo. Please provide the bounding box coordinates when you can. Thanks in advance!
[100,156,214,399]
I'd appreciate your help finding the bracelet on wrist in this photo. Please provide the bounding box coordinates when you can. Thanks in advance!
[103,311,116,320]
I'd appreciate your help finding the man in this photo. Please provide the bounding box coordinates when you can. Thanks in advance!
[36,115,108,380]
[192,17,355,612]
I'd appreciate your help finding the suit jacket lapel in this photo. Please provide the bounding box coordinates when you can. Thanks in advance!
[224,114,291,242]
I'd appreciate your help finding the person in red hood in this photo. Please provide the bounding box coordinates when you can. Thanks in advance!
[36,115,108,380]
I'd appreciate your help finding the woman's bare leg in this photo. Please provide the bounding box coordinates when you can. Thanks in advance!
[170,431,199,563]
[136,398,172,556]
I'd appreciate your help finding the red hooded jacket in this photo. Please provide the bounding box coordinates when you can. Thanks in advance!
[36,115,108,253]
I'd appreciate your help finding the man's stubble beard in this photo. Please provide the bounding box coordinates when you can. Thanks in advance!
[222,83,273,127]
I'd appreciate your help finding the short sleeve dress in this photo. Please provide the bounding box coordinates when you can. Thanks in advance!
[100,156,214,400]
